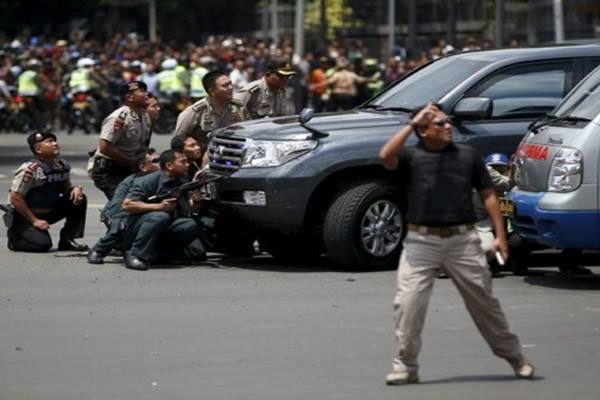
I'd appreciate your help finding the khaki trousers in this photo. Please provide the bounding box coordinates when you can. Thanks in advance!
[392,229,522,373]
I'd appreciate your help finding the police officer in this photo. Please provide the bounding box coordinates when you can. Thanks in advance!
[175,70,249,158]
[234,59,296,120]
[120,150,202,270]
[170,135,203,180]
[89,81,151,199]
[17,59,45,129]
[157,58,186,96]
[68,58,95,94]
[87,148,160,264]
[5,132,88,252]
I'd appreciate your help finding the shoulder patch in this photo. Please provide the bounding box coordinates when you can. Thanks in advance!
[114,111,127,130]
[25,162,39,172]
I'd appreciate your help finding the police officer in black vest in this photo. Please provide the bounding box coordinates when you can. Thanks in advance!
[5,131,88,252]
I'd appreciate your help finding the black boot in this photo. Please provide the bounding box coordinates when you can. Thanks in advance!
[58,238,89,251]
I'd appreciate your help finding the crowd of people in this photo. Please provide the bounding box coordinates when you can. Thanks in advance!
[0,31,508,133]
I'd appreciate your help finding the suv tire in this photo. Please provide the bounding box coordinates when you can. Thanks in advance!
[323,182,404,269]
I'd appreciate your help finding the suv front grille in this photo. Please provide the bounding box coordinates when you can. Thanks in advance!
[208,134,246,172]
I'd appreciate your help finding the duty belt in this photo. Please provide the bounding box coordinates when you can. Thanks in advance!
[94,157,124,171]
[408,223,474,238]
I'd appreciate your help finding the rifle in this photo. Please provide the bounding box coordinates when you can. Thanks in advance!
[146,172,222,203]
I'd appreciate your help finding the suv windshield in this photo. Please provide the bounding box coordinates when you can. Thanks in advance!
[368,56,493,110]
[553,66,600,121]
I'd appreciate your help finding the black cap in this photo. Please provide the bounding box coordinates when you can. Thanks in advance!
[119,80,147,97]
[27,131,57,154]
[264,59,296,76]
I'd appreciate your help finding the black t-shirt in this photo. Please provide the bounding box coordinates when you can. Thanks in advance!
[397,142,492,226]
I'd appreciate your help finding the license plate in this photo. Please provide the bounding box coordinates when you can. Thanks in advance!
[499,197,514,217]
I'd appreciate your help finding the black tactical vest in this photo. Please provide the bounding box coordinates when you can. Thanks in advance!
[25,158,71,209]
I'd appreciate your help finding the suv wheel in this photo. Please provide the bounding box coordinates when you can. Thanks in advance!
[323,182,404,268]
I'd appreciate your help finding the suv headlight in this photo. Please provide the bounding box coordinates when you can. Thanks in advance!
[548,147,582,192]
[241,139,317,168]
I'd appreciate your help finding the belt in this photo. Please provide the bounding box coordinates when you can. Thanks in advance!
[93,157,127,171]
[408,223,474,238]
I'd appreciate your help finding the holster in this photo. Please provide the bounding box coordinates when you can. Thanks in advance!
[2,205,15,229]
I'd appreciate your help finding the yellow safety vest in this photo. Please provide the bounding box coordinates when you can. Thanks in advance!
[69,68,91,92]
[18,70,40,96]
[158,69,185,94]
[190,67,208,98]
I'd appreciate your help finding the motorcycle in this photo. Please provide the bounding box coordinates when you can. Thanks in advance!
[67,91,98,134]
[2,92,33,133]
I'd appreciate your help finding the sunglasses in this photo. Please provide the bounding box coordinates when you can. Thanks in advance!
[432,117,452,127]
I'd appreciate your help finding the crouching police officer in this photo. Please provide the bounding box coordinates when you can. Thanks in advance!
[120,149,203,270]
[175,70,249,160]
[5,132,88,252]
[87,148,160,264]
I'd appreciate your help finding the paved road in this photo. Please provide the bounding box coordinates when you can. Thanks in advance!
[1,132,599,400]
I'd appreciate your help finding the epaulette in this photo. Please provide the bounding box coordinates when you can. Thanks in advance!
[230,99,243,107]
[192,100,208,113]
[248,85,260,94]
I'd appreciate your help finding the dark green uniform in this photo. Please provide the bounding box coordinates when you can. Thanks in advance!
[91,173,139,257]
[123,170,201,262]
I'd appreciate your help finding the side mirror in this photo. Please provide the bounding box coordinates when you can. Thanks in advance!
[298,107,328,139]
[453,97,492,120]
[299,107,314,125]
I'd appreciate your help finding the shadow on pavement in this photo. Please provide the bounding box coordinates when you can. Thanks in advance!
[421,374,545,385]
[216,253,392,274]
[524,272,600,290]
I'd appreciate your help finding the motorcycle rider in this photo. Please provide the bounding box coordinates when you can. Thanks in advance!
[157,58,187,98]
[17,59,45,130]
[65,58,99,133]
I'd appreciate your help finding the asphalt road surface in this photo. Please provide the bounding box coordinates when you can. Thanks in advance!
[1,132,599,400]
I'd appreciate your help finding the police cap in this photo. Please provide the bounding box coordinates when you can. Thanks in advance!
[484,152,509,167]
[264,59,296,76]
[27,131,57,154]
[119,80,147,97]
